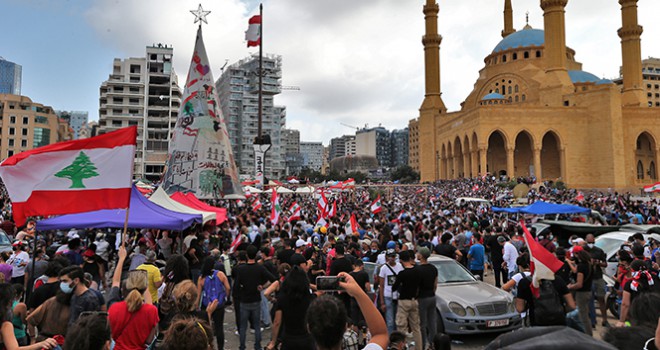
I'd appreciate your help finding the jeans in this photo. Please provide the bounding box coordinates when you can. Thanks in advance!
[384,297,398,333]
[575,291,593,336]
[396,299,422,349]
[418,296,437,349]
[239,301,262,350]
[493,260,507,287]
[211,306,226,349]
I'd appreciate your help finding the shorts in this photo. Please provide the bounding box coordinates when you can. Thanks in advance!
[592,278,606,299]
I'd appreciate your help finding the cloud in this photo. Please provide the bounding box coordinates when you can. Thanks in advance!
[84,0,660,145]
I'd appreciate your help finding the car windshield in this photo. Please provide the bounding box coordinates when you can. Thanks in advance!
[431,260,476,283]
[595,237,624,255]
[0,233,10,245]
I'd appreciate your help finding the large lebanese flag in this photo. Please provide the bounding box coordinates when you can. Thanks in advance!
[345,213,359,236]
[370,195,382,214]
[520,220,564,297]
[644,182,660,193]
[0,126,136,226]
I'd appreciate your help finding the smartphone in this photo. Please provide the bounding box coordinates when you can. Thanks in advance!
[316,276,345,292]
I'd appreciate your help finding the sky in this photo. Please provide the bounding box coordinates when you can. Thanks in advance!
[2,0,659,145]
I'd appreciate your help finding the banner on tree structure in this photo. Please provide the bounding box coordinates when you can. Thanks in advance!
[162,26,243,199]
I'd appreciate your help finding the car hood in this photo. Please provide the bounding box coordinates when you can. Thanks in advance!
[437,281,512,306]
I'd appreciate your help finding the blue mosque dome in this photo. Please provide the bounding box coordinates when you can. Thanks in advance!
[482,92,505,101]
[493,28,545,53]
[595,78,614,85]
[568,70,600,84]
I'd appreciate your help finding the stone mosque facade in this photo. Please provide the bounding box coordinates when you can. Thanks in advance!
[411,0,660,190]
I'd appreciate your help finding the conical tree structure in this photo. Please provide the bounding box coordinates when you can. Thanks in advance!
[54,151,99,188]
[162,26,244,199]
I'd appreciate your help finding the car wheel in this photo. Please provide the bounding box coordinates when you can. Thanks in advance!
[436,310,445,333]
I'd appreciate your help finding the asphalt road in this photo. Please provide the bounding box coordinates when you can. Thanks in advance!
[220,270,614,350]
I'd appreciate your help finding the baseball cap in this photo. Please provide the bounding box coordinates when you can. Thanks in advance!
[82,249,95,258]
[295,239,306,248]
[386,248,397,256]
[497,236,506,243]
[417,247,431,259]
[386,241,396,249]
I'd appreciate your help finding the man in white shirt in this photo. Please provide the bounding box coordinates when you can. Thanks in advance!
[499,236,519,280]
[378,249,404,333]
[8,241,30,285]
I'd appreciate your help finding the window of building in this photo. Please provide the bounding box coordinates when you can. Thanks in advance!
[21,139,27,148]
[8,104,14,109]
[524,51,529,59]
[113,97,123,104]
[34,116,48,124]
[638,161,645,179]
[9,116,15,124]
[114,86,124,92]
[21,128,28,136]
[33,128,50,148]
[512,53,517,60]
[8,139,14,147]
[536,51,542,58]
[112,120,122,127]
[128,121,138,126]
[22,116,28,124]
[129,109,139,115]
[7,151,13,157]
[9,128,15,135]
[130,65,141,74]
[112,109,122,115]
[502,55,507,63]
[129,98,139,105]
[515,95,519,102]
[522,94,526,101]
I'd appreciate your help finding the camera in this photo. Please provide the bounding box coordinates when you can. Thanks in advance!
[316,276,345,292]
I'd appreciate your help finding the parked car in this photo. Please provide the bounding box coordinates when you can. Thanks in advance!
[0,230,11,254]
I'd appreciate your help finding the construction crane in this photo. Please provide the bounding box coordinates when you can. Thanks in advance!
[340,122,360,131]
[281,85,300,91]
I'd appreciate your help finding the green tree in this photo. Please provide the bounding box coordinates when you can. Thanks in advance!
[55,151,99,188]
[390,165,420,184]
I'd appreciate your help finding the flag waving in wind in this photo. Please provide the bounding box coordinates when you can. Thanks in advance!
[245,15,261,47]
[520,221,564,297]
[288,202,301,222]
[370,195,382,214]
[0,126,137,226]
[270,188,281,225]
[345,213,359,236]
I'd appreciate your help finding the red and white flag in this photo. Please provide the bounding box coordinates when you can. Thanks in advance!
[270,188,281,225]
[0,126,136,226]
[520,221,564,297]
[644,182,660,193]
[328,201,337,218]
[472,184,480,192]
[252,198,262,211]
[370,195,382,214]
[317,191,329,218]
[229,233,243,253]
[344,213,359,235]
[575,191,584,202]
[245,15,261,47]
[288,202,301,222]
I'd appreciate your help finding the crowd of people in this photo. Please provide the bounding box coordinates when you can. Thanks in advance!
[0,177,657,349]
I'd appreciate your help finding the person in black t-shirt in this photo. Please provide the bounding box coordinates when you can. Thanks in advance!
[277,239,295,266]
[516,275,575,326]
[392,250,422,349]
[567,249,594,336]
[329,243,353,276]
[434,233,462,261]
[415,247,438,350]
[349,259,371,328]
[486,232,506,288]
[28,260,64,311]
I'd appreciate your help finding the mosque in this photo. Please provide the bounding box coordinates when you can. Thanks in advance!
[410,0,660,190]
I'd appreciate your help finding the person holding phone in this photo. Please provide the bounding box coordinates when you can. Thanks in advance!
[306,272,389,350]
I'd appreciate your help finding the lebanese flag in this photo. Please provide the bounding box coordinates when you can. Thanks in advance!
[344,213,359,236]
[245,15,261,47]
[644,182,660,193]
[472,184,480,192]
[328,201,337,218]
[520,221,564,297]
[370,195,382,214]
[318,191,329,217]
[0,126,136,226]
[229,233,243,253]
[270,188,281,225]
[415,188,425,194]
[575,191,584,202]
[315,217,328,229]
[288,202,301,222]
[252,198,262,211]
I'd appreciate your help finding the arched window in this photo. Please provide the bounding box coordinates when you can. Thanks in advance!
[508,96,512,102]
[502,85,506,95]
[650,161,657,179]
[522,94,526,101]
[638,161,645,179]
[515,95,519,102]
[515,85,519,93]
[513,53,518,60]
[524,51,529,59]
[495,88,500,94]
[508,86,512,94]
[502,55,507,63]
[536,51,541,58]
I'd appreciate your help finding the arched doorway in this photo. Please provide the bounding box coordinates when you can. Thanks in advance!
[514,131,534,177]
[454,137,464,178]
[447,142,454,179]
[472,132,479,175]
[441,144,447,179]
[464,135,471,177]
[487,130,507,177]
[541,131,561,179]
[636,132,657,181]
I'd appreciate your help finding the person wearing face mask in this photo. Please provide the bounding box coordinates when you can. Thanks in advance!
[365,241,381,263]
[58,265,101,325]
[583,234,609,328]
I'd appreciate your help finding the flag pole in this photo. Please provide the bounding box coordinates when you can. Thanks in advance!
[122,128,137,247]
[257,3,263,139]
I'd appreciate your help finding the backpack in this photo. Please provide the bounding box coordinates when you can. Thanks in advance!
[202,270,226,308]
[530,278,565,326]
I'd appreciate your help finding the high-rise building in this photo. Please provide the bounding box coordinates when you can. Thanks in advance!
[408,119,419,172]
[56,111,88,139]
[390,128,409,168]
[216,54,286,180]
[329,135,356,161]
[282,129,303,175]
[616,57,660,108]
[98,44,182,181]
[300,142,324,172]
[0,94,62,160]
[356,126,391,168]
[0,58,21,95]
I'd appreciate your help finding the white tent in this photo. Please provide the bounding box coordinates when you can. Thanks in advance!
[243,186,262,193]
[276,186,294,194]
[295,186,315,194]
[223,194,246,200]
[149,187,216,223]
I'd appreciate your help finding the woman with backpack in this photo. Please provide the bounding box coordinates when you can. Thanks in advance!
[197,256,230,350]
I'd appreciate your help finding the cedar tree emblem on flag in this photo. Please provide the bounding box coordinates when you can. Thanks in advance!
[54,151,99,189]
